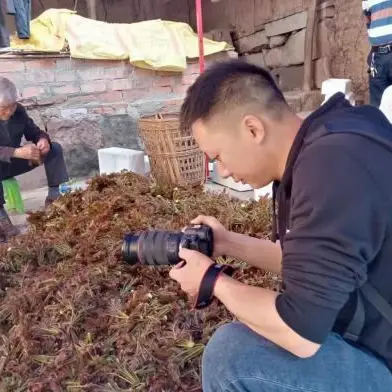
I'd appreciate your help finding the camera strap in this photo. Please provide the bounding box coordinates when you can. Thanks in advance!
[194,263,235,310]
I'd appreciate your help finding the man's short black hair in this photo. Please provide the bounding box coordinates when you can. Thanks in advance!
[180,59,290,132]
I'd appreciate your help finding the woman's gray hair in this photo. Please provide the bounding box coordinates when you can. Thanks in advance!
[0,77,18,106]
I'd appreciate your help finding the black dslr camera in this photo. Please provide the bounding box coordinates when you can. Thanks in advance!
[122,224,214,266]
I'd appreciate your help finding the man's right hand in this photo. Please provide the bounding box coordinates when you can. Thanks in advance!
[190,215,229,257]
[13,145,41,161]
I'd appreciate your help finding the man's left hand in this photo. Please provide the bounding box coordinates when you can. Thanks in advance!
[37,138,50,156]
[169,248,214,297]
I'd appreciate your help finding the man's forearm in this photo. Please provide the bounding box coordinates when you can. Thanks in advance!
[214,274,320,358]
[224,231,282,273]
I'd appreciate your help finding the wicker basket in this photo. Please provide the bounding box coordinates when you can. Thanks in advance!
[138,113,206,187]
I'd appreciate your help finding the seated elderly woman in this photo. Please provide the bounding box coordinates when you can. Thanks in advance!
[0,77,69,242]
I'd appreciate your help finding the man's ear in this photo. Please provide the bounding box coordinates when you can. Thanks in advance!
[243,114,266,145]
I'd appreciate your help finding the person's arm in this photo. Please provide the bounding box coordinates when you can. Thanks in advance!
[190,216,282,274]
[211,141,387,358]
[17,104,51,145]
[224,232,282,273]
[0,146,16,162]
[215,276,320,357]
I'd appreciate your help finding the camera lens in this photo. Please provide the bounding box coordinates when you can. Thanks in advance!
[122,234,141,265]
[122,231,183,266]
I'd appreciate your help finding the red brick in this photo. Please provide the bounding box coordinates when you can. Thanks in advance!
[97,91,123,103]
[25,59,56,69]
[104,66,129,79]
[55,70,77,82]
[150,86,173,96]
[0,72,24,85]
[56,58,83,69]
[77,68,105,81]
[167,98,184,106]
[111,102,128,113]
[173,84,189,95]
[184,62,201,75]
[37,96,66,105]
[0,60,24,73]
[66,94,99,105]
[122,89,149,101]
[21,86,46,99]
[81,81,106,94]
[181,74,198,86]
[154,74,176,87]
[133,68,156,88]
[25,70,55,83]
[110,78,133,91]
[52,84,80,95]
[89,106,116,115]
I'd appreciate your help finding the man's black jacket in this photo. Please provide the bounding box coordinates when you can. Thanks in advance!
[273,92,392,370]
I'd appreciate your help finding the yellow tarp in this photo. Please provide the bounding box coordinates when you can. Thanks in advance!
[10,9,233,72]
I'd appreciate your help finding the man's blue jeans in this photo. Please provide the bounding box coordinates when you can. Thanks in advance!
[202,322,392,391]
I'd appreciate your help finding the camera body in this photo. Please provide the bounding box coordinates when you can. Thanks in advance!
[122,224,214,266]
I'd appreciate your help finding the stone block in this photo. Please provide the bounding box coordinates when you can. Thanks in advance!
[244,52,267,68]
[46,116,103,177]
[234,30,269,54]
[312,19,335,60]
[319,6,335,19]
[264,29,305,67]
[99,114,143,151]
[318,0,335,11]
[269,34,289,48]
[265,11,307,37]
[270,58,330,91]
[204,29,233,45]
[271,65,304,91]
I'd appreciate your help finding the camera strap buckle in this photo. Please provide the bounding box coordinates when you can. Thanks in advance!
[194,263,235,310]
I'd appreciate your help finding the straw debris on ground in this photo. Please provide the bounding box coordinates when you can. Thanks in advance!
[0,172,280,392]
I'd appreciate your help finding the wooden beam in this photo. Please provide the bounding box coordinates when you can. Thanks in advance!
[303,0,318,91]
[87,0,97,20]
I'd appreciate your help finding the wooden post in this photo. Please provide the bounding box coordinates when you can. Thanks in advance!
[87,0,97,20]
[195,0,209,179]
[303,0,318,91]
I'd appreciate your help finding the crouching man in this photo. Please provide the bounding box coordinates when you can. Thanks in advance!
[0,77,69,241]
[169,60,392,391]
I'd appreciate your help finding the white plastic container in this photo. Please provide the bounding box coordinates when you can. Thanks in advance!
[254,183,273,201]
[98,147,146,176]
[321,78,352,96]
[321,78,355,106]
[210,161,253,192]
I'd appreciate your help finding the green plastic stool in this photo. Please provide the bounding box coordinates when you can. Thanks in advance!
[2,178,24,214]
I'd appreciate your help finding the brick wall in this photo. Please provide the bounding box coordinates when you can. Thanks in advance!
[0,52,233,179]
[0,56,199,115]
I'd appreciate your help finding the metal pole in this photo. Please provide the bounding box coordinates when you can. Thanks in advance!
[195,0,209,179]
